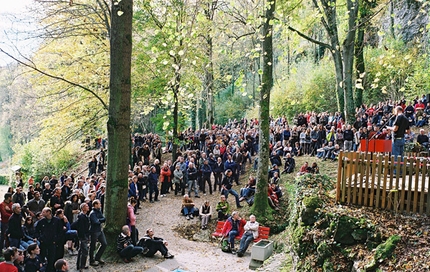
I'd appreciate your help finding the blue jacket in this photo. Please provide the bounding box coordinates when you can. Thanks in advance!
[224,160,237,173]
[200,164,212,177]
[89,208,106,233]
[128,182,137,198]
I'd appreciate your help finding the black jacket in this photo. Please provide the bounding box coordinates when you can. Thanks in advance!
[76,212,90,240]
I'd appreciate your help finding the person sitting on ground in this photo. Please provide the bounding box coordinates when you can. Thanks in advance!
[270,182,282,199]
[298,162,310,176]
[140,228,174,259]
[182,194,197,220]
[324,144,341,161]
[268,164,280,179]
[237,215,259,257]
[0,246,18,272]
[239,176,256,202]
[310,162,319,174]
[268,183,280,210]
[220,211,246,254]
[117,225,144,263]
[199,200,212,230]
[216,195,230,221]
[282,153,295,174]
[270,171,280,184]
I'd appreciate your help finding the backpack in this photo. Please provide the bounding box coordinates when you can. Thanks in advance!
[220,238,231,253]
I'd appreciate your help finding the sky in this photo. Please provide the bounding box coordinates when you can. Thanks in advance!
[0,0,36,66]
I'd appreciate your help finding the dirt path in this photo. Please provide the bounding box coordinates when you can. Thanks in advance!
[62,183,255,272]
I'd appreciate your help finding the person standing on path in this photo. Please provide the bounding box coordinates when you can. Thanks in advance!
[76,203,90,272]
[89,200,107,266]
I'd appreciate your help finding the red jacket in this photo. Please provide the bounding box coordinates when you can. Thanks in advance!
[221,217,246,237]
[0,201,13,224]
[159,167,171,183]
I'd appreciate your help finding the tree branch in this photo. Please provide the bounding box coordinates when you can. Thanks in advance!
[287,26,332,49]
[0,48,108,111]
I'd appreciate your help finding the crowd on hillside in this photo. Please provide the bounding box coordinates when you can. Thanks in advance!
[2,95,430,271]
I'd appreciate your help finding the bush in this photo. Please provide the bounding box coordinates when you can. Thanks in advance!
[0,176,8,185]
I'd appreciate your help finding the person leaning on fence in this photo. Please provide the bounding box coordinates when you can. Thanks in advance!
[117,225,144,263]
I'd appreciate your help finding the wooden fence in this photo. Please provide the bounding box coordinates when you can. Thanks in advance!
[336,151,430,215]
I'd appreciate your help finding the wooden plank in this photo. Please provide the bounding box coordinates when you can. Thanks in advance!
[406,157,413,213]
[396,157,407,212]
[352,152,359,204]
[375,153,383,208]
[413,157,420,213]
[363,153,371,206]
[419,160,427,214]
[358,152,364,205]
[387,155,394,210]
[341,152,347,203]
[336,151,344,202]
[394,156,401,212]
[369,153,377,207]
[346,152,353,204]
[381,154,389,209]
[427,162,430,215]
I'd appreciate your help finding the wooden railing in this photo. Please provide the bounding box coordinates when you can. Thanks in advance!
[336,151,430,215]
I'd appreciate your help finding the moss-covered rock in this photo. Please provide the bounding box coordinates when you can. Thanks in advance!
[322,259,335,272]
[364,235,401,271]
[317,241,333,261]
[333,215,359,245]
[301,196,323,226]
[351,228,368,242]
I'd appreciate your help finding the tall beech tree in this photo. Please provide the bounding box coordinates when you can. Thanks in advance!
[104,0,133,248]
[252,0,275,217]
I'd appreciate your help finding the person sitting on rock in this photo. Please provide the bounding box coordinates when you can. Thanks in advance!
[140,228,174,259]
[182,194,196,220]
[117,225,144,263]
[221,211,246,254]
[199,200,212,230]
[216,195,230,221]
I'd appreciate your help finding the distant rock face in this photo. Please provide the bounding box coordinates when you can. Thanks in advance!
[380,0,429,43]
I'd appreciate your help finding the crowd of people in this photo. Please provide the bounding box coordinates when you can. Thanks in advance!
[2,95,428,269]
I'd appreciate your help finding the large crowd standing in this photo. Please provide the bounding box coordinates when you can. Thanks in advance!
[2,95,430,271]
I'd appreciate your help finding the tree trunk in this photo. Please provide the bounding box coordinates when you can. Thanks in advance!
[342,0,359,123]
[105,0,133,254]
[252,0,275,217]
[172,84,179,162]
[205,36,214,126]
[354,23,365,108]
